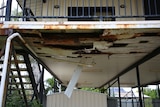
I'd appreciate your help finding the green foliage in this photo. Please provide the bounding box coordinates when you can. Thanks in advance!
[81,87,107,93]
[81,87,101,92]
[44,77,66,94]
[144,99,152,107]
[11,9,22,21]
[6,91,25,107]
[6,91,42,107]
[143,88,158,99]
[45,77,55,94]
[29,100,43,107]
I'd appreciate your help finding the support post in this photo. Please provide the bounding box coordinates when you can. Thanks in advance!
[5,0,12,21]
[131,88,134,107]
[118,77,122,107]
[54,78,57,93]
[157,85,160,99]
[39,65,44,104]
[136,66,143,107]
[142,87,145,107]
[108,83,111,97]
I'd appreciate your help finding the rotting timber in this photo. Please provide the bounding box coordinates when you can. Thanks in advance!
[0,22,160,107]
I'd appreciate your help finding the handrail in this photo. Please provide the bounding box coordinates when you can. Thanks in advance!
[0,33,36,107]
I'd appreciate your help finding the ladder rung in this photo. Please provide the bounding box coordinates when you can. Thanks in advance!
[9,75,29,78]
[11,68,28,71]
[8,88,33,91]
[9,82,31,85]
[0,60,3,64]
[0,60,25,64]
[12,60,25,64]
[0,68,28,71]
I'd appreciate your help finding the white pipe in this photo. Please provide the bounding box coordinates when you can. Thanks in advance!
[0,33,37,107]
[64,65,82,98]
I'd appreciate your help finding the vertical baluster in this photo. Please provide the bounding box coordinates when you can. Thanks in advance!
[154,0,157,15]
[136,0,139,16]
[130,0,132,16]
[94,0,96,16]
[112,0,115,16]
[76,0,78,16]
[35,0,37,16]
[100,0,102,21]
[58,0,60,16]
[124,0,126,16]
[82,0,84,17]
[148,0,151,15]
[5,0,12,21]
[88,0,90,17]
[106,0,108,18]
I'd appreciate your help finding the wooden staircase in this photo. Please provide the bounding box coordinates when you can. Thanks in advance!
[0,49,45,107]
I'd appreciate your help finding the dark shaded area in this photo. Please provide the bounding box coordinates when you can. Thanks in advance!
[144,0,160,20]
[68,7,115,21]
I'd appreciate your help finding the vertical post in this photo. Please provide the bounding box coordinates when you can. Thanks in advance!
[108,83,111,97]
[53,78,57,93]
[131,88,134,107]
[142,87,145,107]
[157,85,160,99]
[118,77,122,107]
[136,66,143,107]
[39,65,44,104]
[22,0,26,21]
[5,0,12,21]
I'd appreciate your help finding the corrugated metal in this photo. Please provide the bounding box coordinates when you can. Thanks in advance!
[47,90,107,107]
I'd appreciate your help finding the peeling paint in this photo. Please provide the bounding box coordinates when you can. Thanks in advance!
[0,29,8,35]
[43,38,79,46]
[44,24,95,29]
[0,23,3,29]
[8,24,19,29]
[0,21,160,30]
[116,24,137,28]
[101,29,142,41]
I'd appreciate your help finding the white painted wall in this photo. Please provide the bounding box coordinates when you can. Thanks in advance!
[17,0,145,21]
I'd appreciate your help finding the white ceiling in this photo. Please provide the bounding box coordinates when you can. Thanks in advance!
[31,34,160,88]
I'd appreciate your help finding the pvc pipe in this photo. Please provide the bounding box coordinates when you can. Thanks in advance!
[64,65,82,98]
[0,33,36,107]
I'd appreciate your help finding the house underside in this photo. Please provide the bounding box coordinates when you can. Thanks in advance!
[0,0,160,107]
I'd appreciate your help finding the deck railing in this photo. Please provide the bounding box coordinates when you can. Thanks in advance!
[0,0,160,21]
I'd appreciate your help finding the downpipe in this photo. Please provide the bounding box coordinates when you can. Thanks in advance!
[0,33,36,107]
